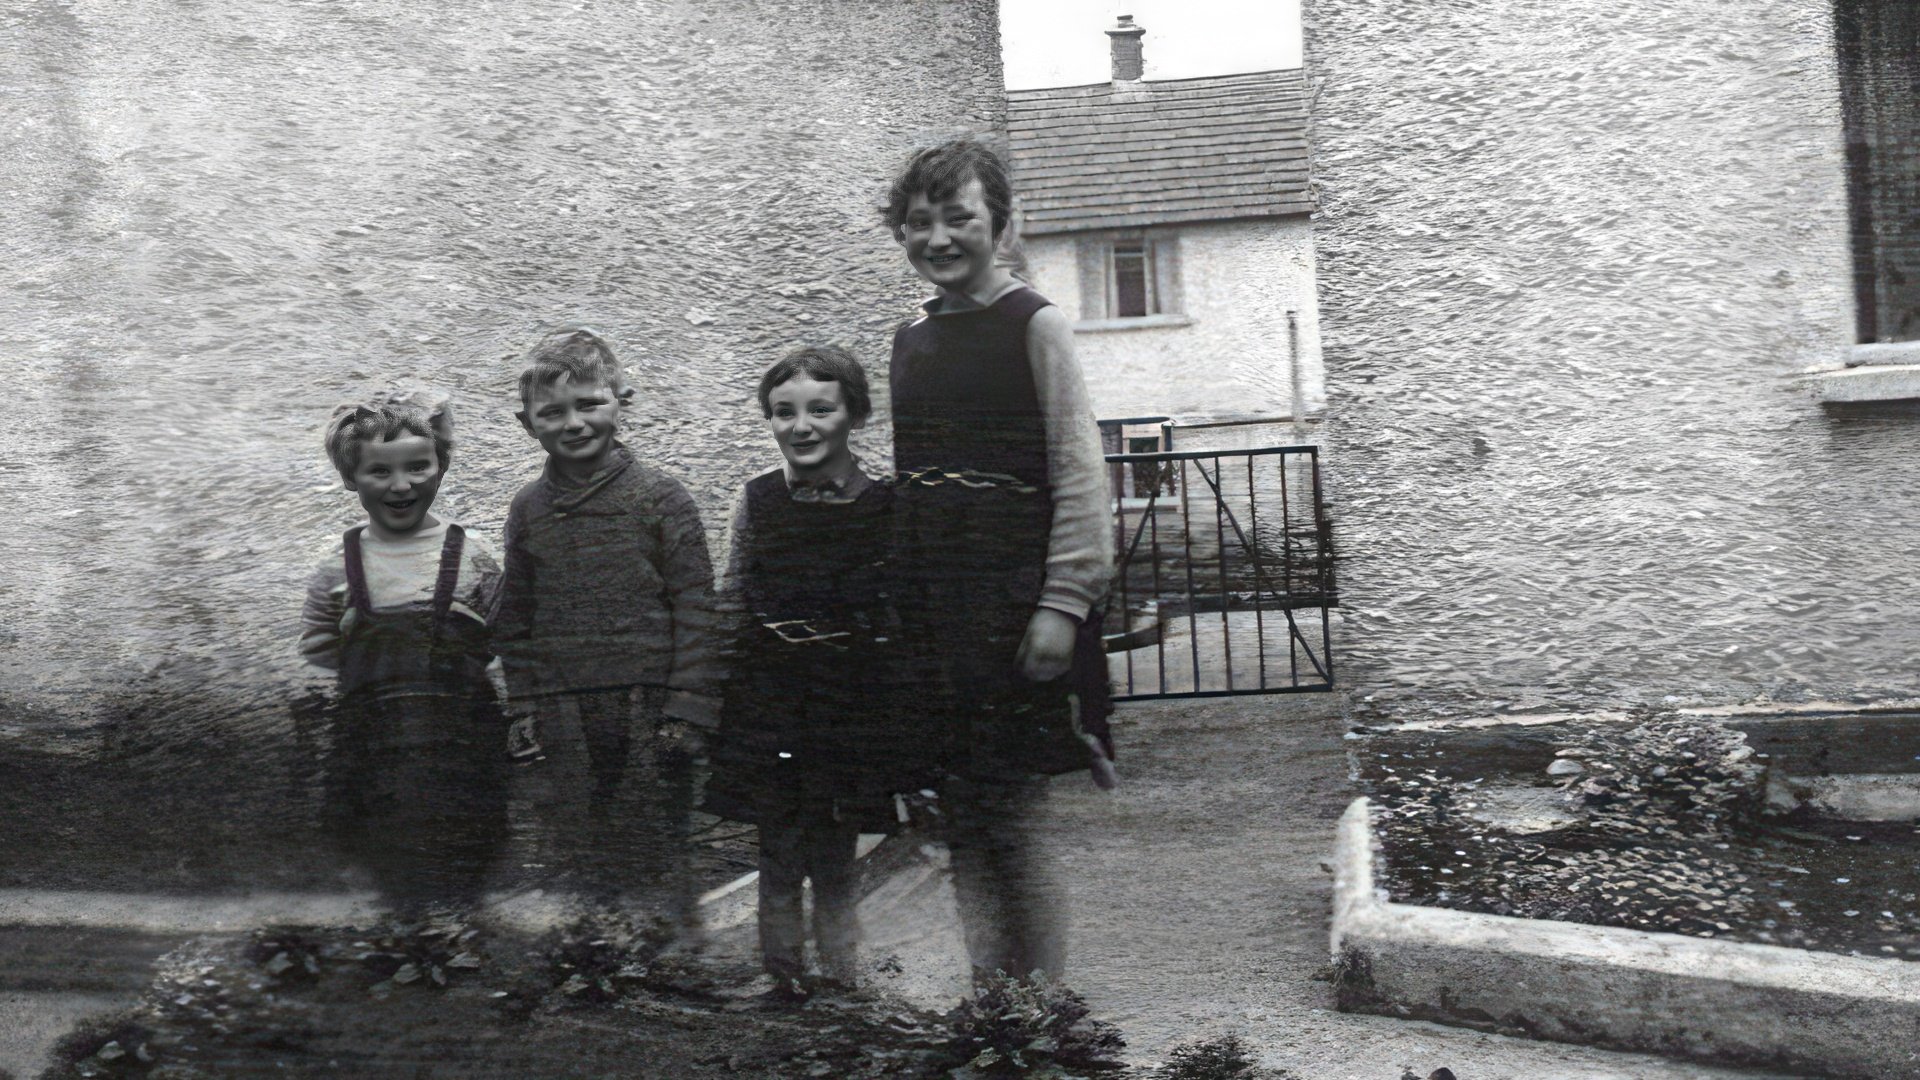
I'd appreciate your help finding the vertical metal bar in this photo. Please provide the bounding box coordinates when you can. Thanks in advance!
[1247,451,1266,690]
[1213,455,1232,693]
[1114,456,1133,697]
[1180,458,1199,694]
[1278,447,1293,592]
[1280,451,1297,687]
[1150,472,1165,696]
[1160,419,1175,452]
[1320,608,1333,690]
[1313,447,1334,688]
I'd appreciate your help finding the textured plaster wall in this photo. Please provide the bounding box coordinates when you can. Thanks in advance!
[1022,216,1325,421]
[0,0,1007,876]
[1305,0,1920,706]
[1,0,1006,712]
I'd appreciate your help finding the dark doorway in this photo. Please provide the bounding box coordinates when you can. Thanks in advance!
[1836,0,1920,343]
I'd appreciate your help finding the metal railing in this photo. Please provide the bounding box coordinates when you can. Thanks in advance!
[1101,432,1337,700]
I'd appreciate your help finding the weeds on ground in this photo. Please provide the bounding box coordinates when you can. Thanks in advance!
[44,921,1148,1078]
[541,911,667,1003]
[1155,1034,1255,1079]
[1153,1034,1298,1080]
[45,1017,163,1079]
[941,972,1127,1077]
[323,911,488,995]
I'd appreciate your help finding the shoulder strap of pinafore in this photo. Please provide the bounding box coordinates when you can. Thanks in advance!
[431,524,466,622]
[342,526,372,615]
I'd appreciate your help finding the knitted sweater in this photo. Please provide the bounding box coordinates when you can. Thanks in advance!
[490,445,722,718]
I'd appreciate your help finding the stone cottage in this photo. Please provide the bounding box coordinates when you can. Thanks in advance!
[1007,16,1324,424]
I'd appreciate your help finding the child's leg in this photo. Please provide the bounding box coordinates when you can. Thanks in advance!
[505,693,594,897]
[756,809,808,982]
[576,688,634,814]
[802,812,862,983]
[336,695,447,918]
[942,774,1067,983]
[423,697,510,910]
[563,688,638,901]
[323,696,376,870]
[621,688,699,932]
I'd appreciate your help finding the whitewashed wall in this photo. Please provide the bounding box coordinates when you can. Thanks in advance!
[1021,216,1324,422]
[1306,0,1920,707]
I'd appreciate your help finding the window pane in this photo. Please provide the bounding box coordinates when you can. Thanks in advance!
[1113,241,1150,317]
[1837,0,1920,341]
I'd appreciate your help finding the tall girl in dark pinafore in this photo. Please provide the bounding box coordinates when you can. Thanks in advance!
[881,140,1117,983]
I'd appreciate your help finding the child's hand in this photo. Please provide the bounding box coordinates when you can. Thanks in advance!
[506,713,543,760]
[1016,607,1079,682]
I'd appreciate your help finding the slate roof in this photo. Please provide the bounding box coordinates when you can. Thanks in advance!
[1006,69,1311,236]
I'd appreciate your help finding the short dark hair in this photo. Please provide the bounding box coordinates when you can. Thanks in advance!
[325,391,455,483]
[516,326,634,412]
[757,344,872,422]
[884,138,1014,239]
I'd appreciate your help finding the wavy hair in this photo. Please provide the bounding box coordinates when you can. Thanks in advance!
[324,388,454,483]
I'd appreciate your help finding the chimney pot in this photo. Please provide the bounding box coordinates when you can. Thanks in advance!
[1106,14,1145,83]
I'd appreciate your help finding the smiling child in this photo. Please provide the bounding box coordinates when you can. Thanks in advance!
[883,138,1117,983]
[704,345,929,995]
[299,389,509,917]
[489,327,723,933]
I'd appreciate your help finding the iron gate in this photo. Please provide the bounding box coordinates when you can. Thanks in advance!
[1100,420,1337,700]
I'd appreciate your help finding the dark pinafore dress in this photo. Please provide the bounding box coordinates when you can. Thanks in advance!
[888,287,1113,781]
[703,472,931,831]
[327,524,508,913]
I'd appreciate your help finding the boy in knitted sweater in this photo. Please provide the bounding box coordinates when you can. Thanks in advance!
[490,328,723,931]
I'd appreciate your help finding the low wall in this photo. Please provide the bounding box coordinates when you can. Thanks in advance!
[1332,795,1920,1077]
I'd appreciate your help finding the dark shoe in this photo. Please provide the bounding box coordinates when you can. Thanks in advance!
[762,975,812,1005]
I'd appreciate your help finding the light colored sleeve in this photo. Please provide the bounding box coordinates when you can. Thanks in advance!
[716,484,754,606]
[298,558,349,670]
[455,531,511,704]
[454,530,505,626]
[1027,304,1115,621]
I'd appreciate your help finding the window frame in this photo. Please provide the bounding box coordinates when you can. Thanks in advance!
[1075,228,1189,331]
[1107,237,1157,319]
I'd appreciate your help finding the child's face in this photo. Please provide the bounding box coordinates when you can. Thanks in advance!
[344,434,443,537]
[518,375,621,475]
[897,177,1003,297]
[766,375,862,479]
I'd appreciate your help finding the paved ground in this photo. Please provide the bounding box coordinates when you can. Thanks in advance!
[3,691,1814,1079]
[1030,693,1801,1079]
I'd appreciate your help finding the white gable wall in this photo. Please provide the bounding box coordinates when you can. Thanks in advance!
[1020,215,1324,422]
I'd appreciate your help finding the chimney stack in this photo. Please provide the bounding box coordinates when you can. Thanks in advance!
[1107,15,1145,83]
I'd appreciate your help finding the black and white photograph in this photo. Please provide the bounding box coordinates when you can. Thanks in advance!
[2,0,1917,1076]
